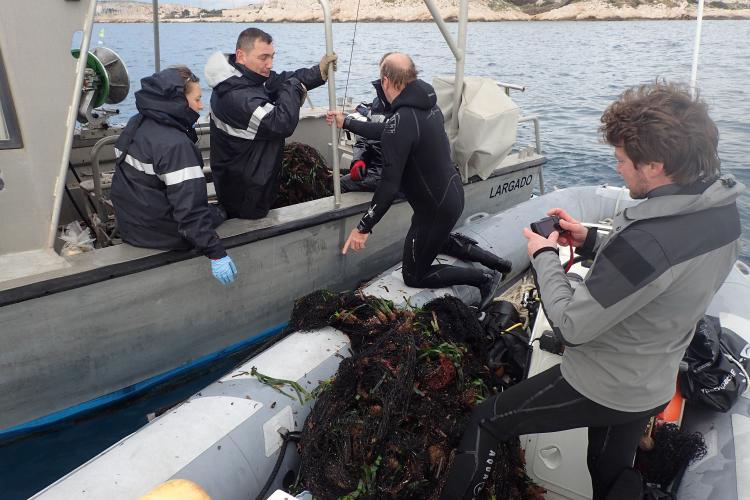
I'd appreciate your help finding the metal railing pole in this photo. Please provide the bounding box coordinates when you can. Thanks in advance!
[422,0,468,181]
[90,135,120,220]
[518,115,542,155]
[318,0,341,208]
[48,0,99,247]
[152,0,161,72]
[689,0,705,98]
[422,0,460,59]
[453,0,468,180]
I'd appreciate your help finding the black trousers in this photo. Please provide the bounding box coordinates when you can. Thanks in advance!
[340,172,380,193]
[401,175,486,289]
[440,364,667,500]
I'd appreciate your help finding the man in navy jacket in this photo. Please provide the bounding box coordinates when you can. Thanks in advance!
[205,27,336,219]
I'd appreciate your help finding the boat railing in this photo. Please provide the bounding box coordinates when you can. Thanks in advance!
[518,115,542,155]
[493,81,542,156]
[88,135,118,221]
[497,81,527,95]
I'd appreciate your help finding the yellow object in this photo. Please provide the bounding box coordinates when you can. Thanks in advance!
[139,479,211,500]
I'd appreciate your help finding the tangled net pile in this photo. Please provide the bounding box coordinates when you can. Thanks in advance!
[637,422,708,489]
[273,142,333,208]
[291,290,545,499]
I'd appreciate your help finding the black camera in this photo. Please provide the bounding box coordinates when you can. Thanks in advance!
[530,216,564,238]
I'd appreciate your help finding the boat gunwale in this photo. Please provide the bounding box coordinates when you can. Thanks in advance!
[0,156,546,307]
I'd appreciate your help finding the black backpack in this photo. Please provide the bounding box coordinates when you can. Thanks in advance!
[482,300,531,387]
[679,315,750,412]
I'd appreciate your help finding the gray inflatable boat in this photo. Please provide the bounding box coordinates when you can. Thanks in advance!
[33,185,750,500]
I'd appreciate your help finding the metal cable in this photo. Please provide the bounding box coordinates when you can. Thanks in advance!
[340,0,362,113]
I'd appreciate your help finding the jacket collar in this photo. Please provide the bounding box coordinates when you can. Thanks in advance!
[228,54,268,85]
[624,175,745,222]
[204,52,267,95]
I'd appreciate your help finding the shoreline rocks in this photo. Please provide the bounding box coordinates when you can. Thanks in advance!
[94,0,750,22]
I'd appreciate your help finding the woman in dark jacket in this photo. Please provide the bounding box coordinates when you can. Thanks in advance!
[110,66,237,284]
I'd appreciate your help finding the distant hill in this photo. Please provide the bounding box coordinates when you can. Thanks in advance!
[96,1,208,22]
[95,0,750,22]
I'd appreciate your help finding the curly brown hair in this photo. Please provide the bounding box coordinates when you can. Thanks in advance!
[600,81,720,185]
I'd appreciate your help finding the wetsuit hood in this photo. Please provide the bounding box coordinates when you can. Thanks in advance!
[134,68,199,142]
[390,79,436,112]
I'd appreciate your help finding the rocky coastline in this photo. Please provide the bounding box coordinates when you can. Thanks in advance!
[95,0,750,22]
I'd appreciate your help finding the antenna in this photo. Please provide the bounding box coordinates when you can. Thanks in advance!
[341,0,362,113]
[689,0,705,98]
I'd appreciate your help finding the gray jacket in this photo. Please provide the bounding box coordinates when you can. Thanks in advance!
[531,175,744,412]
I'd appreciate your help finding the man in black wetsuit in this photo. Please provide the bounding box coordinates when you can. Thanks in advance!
[327,53,511,308]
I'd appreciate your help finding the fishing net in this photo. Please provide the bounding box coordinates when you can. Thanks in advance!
[636,422,707,490]
[273,142,333,208]
[291,292,544,499]
[289,289,341,332]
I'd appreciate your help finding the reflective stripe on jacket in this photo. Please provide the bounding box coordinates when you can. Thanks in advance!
[205,52,324,219]
[110,69,226,259]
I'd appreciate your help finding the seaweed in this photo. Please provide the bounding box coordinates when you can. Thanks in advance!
[290,291,543,499]
[273,142,333,208]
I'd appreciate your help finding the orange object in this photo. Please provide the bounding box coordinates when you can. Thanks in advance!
[139,479,211,500]
[656,381,685,427]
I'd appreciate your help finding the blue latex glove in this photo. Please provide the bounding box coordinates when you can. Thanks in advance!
[211,255,237,285]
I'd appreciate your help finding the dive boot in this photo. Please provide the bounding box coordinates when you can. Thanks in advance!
[445,233,513,275]
[478,270,503,310]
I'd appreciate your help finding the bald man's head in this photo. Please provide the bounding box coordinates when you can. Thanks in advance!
[380,52,417,90]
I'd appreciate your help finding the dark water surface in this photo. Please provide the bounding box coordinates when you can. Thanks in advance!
[2,20,748,499]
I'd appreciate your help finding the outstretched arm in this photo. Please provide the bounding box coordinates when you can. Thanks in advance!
[326,110,385,141]
[355,111,412,233]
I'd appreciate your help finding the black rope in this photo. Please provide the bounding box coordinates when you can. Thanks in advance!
[340,0,362,113]
[254,429,302,500]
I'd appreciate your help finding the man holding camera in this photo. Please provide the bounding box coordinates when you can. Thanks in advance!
[440,81,743,499]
